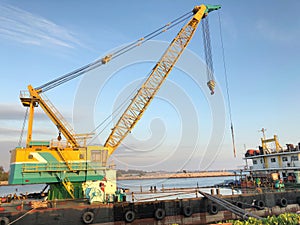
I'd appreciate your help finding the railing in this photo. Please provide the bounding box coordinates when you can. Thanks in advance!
[19,90,30,99]
[40,93,76,138]
[22,161,106,173]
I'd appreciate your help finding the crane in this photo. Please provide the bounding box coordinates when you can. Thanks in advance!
[104,4,220,156]
[9,4,221,200]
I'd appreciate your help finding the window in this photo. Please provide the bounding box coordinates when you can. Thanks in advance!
[90,150,108,165]
[28,154,33,159]
[260,159,263,163]
[291,156,299,161]
[253,160,257,164]
[282,157,288,162]
[270,158,276,163]
[91,150,101,162]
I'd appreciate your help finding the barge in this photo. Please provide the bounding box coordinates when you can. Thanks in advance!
[1,189,300,225]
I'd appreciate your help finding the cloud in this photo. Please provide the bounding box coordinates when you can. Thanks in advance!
[0,103,47,121]
[0,127,54,138]
[0,141,15,170]
[0,3,82,48]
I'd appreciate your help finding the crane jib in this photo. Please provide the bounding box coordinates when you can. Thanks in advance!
[104,4,221,156]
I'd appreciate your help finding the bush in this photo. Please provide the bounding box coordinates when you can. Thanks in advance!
[227,213,300,225]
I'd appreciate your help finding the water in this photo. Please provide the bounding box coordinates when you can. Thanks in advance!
[0,184,47,197]
[0,176,237,198]
[117,176,240,201]
[117,176,234,192]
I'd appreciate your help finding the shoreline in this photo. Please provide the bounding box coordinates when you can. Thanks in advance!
[117,171,235,180]
[0,172,235,186]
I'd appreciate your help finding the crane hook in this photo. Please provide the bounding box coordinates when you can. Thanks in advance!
[57,131,62,141]
[207,80,215,95]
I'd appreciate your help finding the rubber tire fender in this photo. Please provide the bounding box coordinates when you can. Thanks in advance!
[208,204,218,215]
[0,217,9,225]
[277,198,288,207]
[82,211,94,224]
[154,208,166,220]
[182,205,193,217]
[255,200,265,209]
[124,210,135,223]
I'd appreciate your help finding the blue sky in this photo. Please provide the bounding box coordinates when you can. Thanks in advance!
[1,0,300,171]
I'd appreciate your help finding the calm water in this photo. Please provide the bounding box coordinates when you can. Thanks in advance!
[118,176,234,192]
[0,176,236,197]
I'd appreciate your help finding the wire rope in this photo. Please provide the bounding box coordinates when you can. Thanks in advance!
[218,11,236,157]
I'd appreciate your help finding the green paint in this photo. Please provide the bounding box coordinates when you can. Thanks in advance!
[205,4,221,13]
[48,182,86,200]
[29,141,50,146]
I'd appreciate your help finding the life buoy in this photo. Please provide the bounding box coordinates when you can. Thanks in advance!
[154,208,165,220]
[255,200,265,209]
[182,205,193,217]
[208,204,218,215]
[0,217,9,225]
[82,211,94,224]
[124,210,135,223]
[277,198,288,207]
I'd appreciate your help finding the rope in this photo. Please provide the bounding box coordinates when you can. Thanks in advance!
[218,11,236,157]
[18,108,28,146]
[8,208,35,225]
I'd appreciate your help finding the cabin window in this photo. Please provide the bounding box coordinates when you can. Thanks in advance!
[91,150,101,162]
[253,160,257,164]
[291,156,299,161]
[28,154,33,159]
[282,157,288,162]
[270,158,276,163]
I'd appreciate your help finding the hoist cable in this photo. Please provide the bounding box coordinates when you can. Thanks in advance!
[218,11,236,157]
[88,72,151,145]
[201,17,214,81]
[36,11,193,93]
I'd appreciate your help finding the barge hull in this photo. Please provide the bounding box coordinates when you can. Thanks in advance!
[1,190,300,225]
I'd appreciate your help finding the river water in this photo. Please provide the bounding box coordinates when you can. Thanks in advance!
[0,176,237,197]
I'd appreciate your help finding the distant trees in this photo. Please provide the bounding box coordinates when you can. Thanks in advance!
[117,169,146,177]
[0,166,8,181]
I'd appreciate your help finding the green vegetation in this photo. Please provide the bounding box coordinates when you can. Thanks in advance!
[116,169,146,177]
[0,166,8,181]
[227,213,300,225]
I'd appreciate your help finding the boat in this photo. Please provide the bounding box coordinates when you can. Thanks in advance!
[242,129,300,189]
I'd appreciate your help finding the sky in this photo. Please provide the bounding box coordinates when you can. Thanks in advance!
[0,0,300,172]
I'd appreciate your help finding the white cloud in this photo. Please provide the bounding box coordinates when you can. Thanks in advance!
[0,3,81,48]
